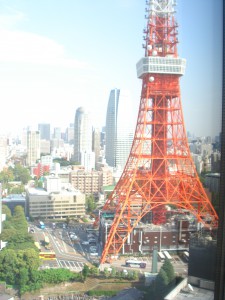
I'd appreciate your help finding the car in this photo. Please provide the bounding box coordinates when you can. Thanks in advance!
[90,252,98,256]
[87,234,94,238]
[90,246,97,252]
[81,241,89,245]
[88,238,96,242]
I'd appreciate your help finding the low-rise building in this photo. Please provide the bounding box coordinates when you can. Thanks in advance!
[26,187,85,220]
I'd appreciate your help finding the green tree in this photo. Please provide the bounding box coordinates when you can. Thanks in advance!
[0,168,14,185]
[86,195,97,213]
[2,205,12,219]
[161,258,175,286]
[17,267,29,293]
[103,267,110,278]
[0,249,18,285]
[110,267,116,277]
[90,266,99,276]
[12,164,31,184]
[82,265,90,282]
[9,184,25,194]
[155,268,169,299]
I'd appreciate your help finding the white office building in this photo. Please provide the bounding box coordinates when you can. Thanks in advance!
[105,88,134,170]
[74,107,94,170]
[27,130,40,167]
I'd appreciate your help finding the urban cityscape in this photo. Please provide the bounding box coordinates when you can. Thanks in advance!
[0,1,223,300]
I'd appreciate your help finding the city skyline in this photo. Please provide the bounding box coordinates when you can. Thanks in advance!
[0,0,222,138]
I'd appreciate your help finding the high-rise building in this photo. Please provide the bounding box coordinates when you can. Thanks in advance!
[38,123,50,141]
[105,89,134,170]
[66,123,74,144]
[92,127,101,169]
[53,127,61,140]
[73,107,93,168]
[27,130,40,167]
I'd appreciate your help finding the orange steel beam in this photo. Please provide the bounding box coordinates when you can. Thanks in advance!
[100,1,218,264]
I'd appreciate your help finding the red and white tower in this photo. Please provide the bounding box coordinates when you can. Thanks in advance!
[100,0,218,264]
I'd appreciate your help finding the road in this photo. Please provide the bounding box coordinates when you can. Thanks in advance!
[31,222,99,271]
[31,222,188,276]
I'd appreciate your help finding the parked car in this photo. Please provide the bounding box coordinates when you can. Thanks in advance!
[81,241,89,245]
[90,246,97,252]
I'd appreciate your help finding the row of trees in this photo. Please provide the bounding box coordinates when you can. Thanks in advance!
[81,265,139,282]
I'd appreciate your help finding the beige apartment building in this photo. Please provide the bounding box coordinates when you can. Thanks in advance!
[69,166,113,195]
[26,187,85,220]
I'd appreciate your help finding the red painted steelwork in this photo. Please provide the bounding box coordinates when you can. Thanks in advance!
[100,1,218,264]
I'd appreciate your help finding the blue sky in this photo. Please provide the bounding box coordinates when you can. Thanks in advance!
[0,0,222,138]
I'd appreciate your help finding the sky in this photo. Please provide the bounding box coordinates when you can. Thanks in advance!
[0,0,222,138]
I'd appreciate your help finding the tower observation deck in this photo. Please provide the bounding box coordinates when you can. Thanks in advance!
[99,0,218,264]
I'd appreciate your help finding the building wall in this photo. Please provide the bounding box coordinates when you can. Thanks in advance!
[100,217,196,256]
[27,131,40,167]
[70,169,100,195]
[38,123,50,140]
[105,89,134,170]
[43,176,62,193]
[40,139,51,155]
[74,107,92,165]
[27,189,85,219]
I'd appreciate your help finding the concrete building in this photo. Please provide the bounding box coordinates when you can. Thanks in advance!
[105,89,134,170]
[38,123,50,141]
[211,151,221,173]
[43,175,62,193]
[205,173,220,194]
[69,165,113,196]
[27,130,40,167]
[41,155,53,168]
[26,187,85,220]
[80,150,95,171]
[66,124,74,144]
[2,194,26,215]
[74,107,93,168]
[53,127,61,140]
[40,139,51,155]
[92,127,101,169]
[99,211,197,256]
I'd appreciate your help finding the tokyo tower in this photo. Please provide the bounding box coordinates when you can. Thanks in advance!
[100,0,218,264]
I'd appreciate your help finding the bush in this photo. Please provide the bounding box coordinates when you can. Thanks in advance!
[88,290,119,297]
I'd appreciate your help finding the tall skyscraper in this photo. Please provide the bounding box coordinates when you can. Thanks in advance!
[92,127,101,169]
[38,123,51,141]
[53,127,61,140]
[74,107,93,170]
[105,88,134,170]
[27,130,40,167]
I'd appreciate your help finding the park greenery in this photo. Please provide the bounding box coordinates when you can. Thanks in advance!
[0,205,140,296]
[0,205,82,295]
[0,164,31,194]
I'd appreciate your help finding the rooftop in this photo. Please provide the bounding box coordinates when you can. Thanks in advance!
[173,287,214,300]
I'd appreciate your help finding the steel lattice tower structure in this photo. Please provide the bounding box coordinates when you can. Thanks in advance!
[100,0,218,264]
